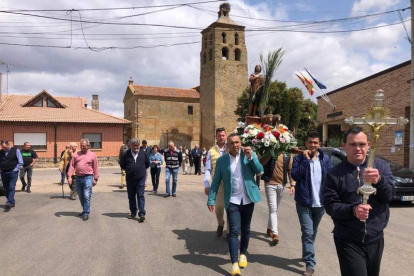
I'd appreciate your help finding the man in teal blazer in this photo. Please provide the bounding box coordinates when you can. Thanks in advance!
[207,133,263,276]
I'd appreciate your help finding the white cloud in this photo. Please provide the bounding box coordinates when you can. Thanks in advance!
[352,0,401,13]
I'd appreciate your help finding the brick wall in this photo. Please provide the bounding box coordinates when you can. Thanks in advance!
[0,122,124,160]
[317,62,410,166]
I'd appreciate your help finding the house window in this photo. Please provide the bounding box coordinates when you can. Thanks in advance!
[188,106,193,115]
[235,49,241,61]
[83,133,102,149]
[14,133,47,150]
[222,47,229,60]
[235,33,240,45]
[47,99,57,108]
[33,99,43,107]
[222,32,227,43]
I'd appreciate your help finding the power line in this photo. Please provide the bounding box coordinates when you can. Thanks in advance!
[4,0,225,12]
[0,9,204,30]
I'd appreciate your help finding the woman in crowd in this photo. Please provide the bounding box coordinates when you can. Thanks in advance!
[149,145,163,193]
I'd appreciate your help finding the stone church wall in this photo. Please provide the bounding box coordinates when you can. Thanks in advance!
[136,97,200,149]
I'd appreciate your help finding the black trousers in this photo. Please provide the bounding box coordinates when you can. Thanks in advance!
[150,167,161,191]
[126,177,146,217]
[334,237,384,276]
[194,158,201,174]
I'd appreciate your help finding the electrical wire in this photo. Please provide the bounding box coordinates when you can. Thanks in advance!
[5,0,225,12]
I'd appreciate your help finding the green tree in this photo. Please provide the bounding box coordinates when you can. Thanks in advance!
[235,79,317,147]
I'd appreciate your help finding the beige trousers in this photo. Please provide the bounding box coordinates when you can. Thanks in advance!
[215,185,228,231]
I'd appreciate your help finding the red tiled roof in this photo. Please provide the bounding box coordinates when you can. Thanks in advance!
[0,93,130,124]
[132,85,199,99]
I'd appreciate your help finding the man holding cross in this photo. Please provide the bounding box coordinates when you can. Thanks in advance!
[323,127,395,276]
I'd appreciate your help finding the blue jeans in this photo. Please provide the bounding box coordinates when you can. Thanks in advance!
[227,202,255,263]
[75,175,93,214]
[126,177,146,216]
[296,204,325,269]
[1,170,19,205]
[165,167,178,195]
[61,171,66,184]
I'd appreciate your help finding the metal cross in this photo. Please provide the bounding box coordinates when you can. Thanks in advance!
[344,89,408,221]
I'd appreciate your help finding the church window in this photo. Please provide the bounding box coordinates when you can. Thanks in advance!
[209,49,213,61]
[209,33,213,45]
[203,52,207,64]
[222,47,229,60]
[235,33,239,45]
[235,49,241,61]
[129,109,131,116]
[33,99,43,107]
[203,35,207,48]
[222,32,227,43]
[188,105,193,115]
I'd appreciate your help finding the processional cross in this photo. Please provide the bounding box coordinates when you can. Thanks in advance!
[344,90,409,221]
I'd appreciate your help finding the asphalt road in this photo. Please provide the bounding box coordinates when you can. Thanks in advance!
[1,167,413,276]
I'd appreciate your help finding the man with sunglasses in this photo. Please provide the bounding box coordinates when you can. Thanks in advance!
[0,141,23,209]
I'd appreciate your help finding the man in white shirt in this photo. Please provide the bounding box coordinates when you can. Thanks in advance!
[207,133,263,276]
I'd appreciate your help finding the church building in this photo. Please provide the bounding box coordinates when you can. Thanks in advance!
[123,3,248,149]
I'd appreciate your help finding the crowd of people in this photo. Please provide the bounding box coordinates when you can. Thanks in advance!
[0,125,395,276]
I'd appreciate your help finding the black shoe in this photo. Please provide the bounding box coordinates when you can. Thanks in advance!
[78,212,84,216]
[217,224,224,237]
[21,185,26,191]
[83,214,89,221]
[128,213,136,219]
[164,194,170,198]
[172,194,177,197]
[27,189,31,193]
[139,215,145,223]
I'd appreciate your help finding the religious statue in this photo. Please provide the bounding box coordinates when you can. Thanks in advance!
[248,65,265,117]
[261,113,281,127]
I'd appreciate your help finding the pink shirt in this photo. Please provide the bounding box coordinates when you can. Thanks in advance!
[68,150,99,180]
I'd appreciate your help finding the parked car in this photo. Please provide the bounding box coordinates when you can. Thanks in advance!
[321,147,414,202]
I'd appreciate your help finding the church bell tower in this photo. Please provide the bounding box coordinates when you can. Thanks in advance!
[199,3,248,148]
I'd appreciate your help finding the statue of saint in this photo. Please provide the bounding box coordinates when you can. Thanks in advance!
[248,65,265,117]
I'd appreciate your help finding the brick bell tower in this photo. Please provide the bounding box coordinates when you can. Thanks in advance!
[199,3,248,148]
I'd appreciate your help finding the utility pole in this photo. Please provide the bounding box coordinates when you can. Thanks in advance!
[410,0,414,171]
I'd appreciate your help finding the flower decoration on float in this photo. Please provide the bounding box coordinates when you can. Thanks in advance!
[235,121,297,158]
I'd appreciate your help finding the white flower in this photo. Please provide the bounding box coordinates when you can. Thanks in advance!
[250,129,259,136]
[241,133,249,138]
[264,141,270,147]
[238,121,246,128]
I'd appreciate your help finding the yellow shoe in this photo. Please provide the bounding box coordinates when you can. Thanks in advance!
[231,263,241,276]
[239,254,248,268]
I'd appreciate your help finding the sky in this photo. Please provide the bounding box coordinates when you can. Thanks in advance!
[0,0,411,117]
